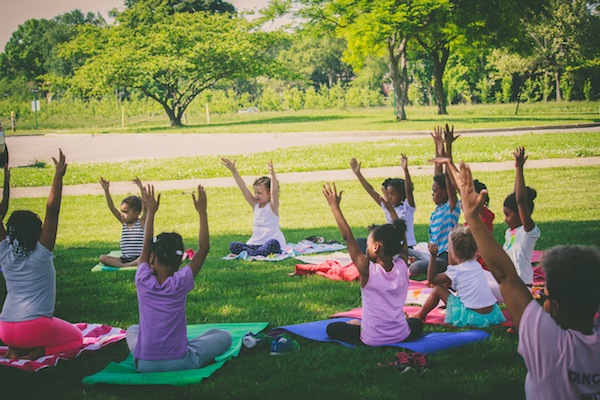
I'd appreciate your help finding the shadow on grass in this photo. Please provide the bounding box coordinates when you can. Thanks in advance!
[378,114,600,125]
[138,115,350,132]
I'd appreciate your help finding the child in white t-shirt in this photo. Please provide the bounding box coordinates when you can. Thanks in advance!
[409,226,505,327]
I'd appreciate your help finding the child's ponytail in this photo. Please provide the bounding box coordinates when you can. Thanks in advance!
[372,219,407,256]
[151,232,184,268]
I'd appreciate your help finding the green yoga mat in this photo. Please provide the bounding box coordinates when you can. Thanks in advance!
[91,251,137,272]
[83,322,269,386]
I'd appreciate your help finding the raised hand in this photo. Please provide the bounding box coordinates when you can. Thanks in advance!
[144,184,160,214]
[431,126,445,157]
[52,149,67,177]
[400,154,408,170]
[514,146,528,169]
[323,182,342,209]
[267,160,275,175]
[456,161,487,220]
[99,177,110,191]
[350,158,361,174]
[443,123,459,146]
[192,184,207,213]
[221,158,236,171]
[428,242,438,256]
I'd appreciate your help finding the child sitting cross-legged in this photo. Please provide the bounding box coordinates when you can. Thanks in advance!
[409,227,506,327]
[322,182,424,346]
[125,184,231,372]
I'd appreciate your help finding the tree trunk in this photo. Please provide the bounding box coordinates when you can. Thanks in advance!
[163,104,183,127]
[432,47,449,115]
[388,38,408,121]
[555,71,562,102]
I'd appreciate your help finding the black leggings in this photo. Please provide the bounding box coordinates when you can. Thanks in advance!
[326,318,424,345]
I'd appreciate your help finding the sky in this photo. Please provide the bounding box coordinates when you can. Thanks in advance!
[1,0,271,51]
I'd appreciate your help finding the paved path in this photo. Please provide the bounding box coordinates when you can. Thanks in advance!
[7,124,600,167]
[7,124,600,198]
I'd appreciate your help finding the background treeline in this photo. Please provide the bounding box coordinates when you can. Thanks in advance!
[1,0,599,128]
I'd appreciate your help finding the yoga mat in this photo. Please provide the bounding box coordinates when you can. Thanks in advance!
[83,322,268,386]
[271,318,490,354]
[92,250,194,272]
[331,307,513,327]
[91,251,137,272]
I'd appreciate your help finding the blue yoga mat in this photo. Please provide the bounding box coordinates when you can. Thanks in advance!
[272,318,489,354]
[83,322,268,386]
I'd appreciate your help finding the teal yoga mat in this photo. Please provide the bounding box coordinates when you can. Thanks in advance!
[83,322,268,386]
[91,251,137,272]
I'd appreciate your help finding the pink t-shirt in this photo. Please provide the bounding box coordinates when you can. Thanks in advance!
[360,257,410,346]
[518,300,600,399]
[134,262,195,360]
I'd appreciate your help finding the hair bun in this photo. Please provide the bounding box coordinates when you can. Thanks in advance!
[526,187,537,201]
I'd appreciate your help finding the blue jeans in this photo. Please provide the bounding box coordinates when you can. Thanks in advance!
[126,325,232,372]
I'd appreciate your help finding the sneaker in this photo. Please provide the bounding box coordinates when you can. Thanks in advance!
[242,332,273,349]
[270,334,300,355]
[412,352,431,373]
[394,351,417,375]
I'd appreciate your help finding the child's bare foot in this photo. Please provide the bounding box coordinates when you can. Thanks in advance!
[22,347,44,360]
[6,346,23,360]
[346,319,361,326]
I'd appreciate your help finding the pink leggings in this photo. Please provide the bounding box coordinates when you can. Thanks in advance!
[0,317,83,355]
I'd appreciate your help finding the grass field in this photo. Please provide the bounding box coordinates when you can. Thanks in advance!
[9,101,600,134]
[1,164,599,399]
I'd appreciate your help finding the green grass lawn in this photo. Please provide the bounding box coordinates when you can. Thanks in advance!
[10,101,600,134]
[11,131,600,187]
[1,166,599,399]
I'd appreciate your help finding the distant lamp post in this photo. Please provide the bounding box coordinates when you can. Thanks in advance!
[30,87,40,130]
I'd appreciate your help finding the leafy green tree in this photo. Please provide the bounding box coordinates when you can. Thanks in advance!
[525,0,599,101]
[276,0,451,121]
[62,10,282,126]
[278,32,353,88]
[0,10,106,82]
[414,0,547,114]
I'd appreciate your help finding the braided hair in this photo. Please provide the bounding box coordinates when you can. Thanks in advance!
[6,210,42,257]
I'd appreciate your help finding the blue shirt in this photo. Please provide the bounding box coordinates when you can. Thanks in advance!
[428,200,461,254]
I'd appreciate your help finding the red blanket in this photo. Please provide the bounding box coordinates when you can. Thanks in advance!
[294,260,360,282]
[0,323,126,372]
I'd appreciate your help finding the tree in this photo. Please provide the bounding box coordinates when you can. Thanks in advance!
[278,32,353,88]
[525,0,598,101]
[0,10,106,81]
[414,0,547,114]
[279,0,451,121]
[62,10,282,126]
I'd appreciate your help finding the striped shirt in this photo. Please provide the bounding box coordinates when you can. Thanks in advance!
[121,220,144,260]
[428,200,461,255]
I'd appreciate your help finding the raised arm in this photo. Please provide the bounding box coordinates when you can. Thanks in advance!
[139,184,160,265]
[267,160,280,215]
[443,124,459,211]
[133,177,147,226]
[513,147,535,232]
[400,154,415,207]
[323,182,369,283]
[221,158,256,208]
[430,126,445,176]
[0,165,10,241]
[39,149,67,251]
[457,161,532,329]
[100,177,122,222]
[190,184,210,277]
[350,158,382,205]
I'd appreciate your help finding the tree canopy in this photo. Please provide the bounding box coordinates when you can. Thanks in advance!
[61,9,283,126]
